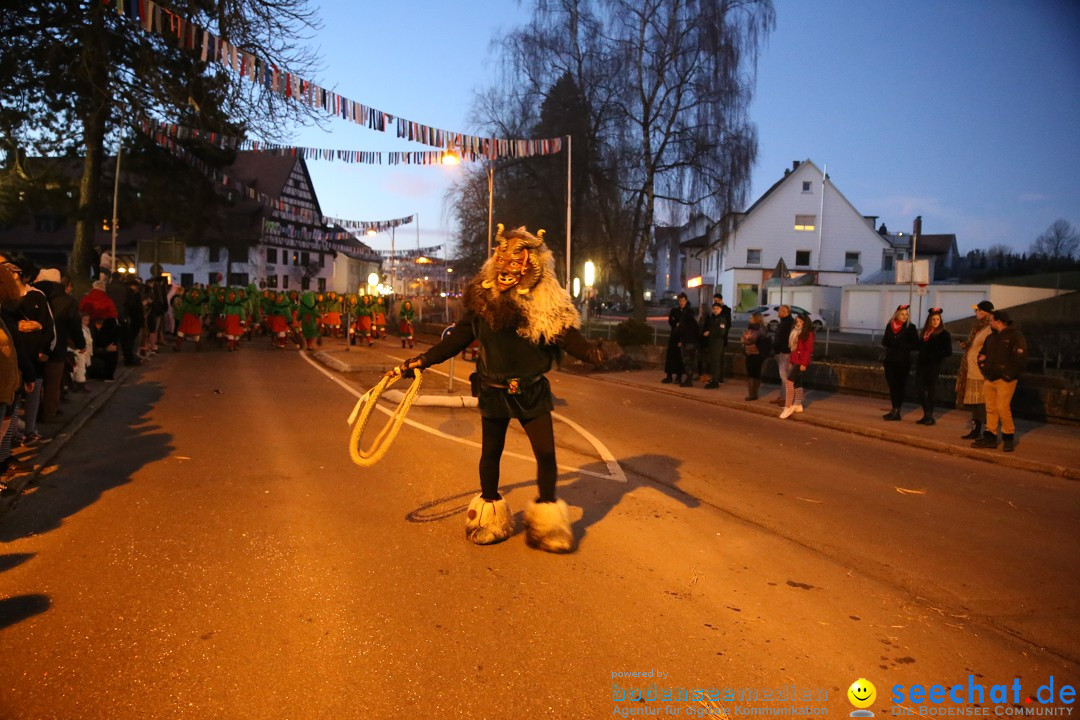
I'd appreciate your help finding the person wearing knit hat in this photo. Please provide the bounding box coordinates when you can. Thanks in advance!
[971,310,1028,452]
[955,301,995,439]
[914,308,953,426]
[34,267,85,422]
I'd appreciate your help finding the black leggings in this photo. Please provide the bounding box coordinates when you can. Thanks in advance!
[916,362,941,414]
[479,413,557,502]
[883,360,911,410]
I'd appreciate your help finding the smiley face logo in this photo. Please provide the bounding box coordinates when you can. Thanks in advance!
[847,678,877,709]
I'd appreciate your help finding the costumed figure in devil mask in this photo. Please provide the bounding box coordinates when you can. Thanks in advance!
[391,225,604,553]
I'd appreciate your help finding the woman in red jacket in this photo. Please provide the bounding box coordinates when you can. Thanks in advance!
[780,313,815,419]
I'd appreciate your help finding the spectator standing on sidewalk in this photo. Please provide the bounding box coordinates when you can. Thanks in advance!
[972,310,1028,453]
[0,263,31,479]
[662,293,692,385]
[914,308,953,426]
[33,268,85,422]
[770,305,795,405]
[701,295,732,386]
[672,294,700,388]
[955,301,994,439]
[779,313,814,419]
[71,313,93,392]
[107,272,138,366]
[4,256,54,445]
[79,279,119,382]
[740,312,770,400]
[881,305,919,421]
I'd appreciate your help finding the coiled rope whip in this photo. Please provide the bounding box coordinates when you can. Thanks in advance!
[347,370,424,466]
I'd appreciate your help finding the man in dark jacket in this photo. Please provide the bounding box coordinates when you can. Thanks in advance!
[701,293,732,387]
[33,269,85,421]
[972,310,1028,452]
[107,273,139,366]
[770,305,795,405]
[671,293,699,387]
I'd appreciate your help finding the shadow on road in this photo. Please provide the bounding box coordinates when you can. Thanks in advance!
[0,379,173,544]
[0,593,50,630]
[561,454,699,547]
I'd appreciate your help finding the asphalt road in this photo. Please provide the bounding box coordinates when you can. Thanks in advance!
[0,342,1076,719]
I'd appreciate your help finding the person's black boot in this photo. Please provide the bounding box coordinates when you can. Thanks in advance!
[971,431,999,449]
[883,408,901,421]
[1002,433,1015,452]
[960,422,982,440]
[661,375,673,384]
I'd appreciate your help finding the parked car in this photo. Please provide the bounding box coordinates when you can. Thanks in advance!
[749,305,826,332]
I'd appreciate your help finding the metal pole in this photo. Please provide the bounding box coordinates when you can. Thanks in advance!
[908,216,921,311]
[486,163,494,259]
[565,134,572,286]
[816,163,826,273]
[110,147,121,277]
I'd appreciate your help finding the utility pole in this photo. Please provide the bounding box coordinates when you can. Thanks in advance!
[110,147,121,278]
[907,215,921,311]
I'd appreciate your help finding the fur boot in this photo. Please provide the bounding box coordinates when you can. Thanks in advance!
[523,499,574,553]
[464,495,515,545]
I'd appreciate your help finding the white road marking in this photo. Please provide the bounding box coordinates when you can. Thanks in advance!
[300,349,625,481]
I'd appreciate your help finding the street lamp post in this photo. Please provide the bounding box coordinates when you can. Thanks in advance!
[110,147,121,280]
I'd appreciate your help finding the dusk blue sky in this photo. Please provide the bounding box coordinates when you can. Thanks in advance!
[289,0,1080,257]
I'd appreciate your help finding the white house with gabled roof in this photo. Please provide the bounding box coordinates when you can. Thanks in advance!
[695,160,893,315]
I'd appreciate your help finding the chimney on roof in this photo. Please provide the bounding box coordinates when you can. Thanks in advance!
[792,160,801,171]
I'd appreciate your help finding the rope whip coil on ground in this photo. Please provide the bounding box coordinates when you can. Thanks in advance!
[347,370,424,466]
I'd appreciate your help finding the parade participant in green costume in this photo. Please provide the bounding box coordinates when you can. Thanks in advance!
[324,291,343,337]
[174,286,207,351]
[398,300,416,349]
[223,287,247,351]
[373,296,388,339]
[297,291,321,352]
[245,284,262,338]
[356,294,374,346]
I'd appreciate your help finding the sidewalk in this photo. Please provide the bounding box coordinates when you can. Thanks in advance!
[315,335,1080,481]
[0,364,136,517]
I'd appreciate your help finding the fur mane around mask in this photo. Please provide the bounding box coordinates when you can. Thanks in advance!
[466,239,580,344]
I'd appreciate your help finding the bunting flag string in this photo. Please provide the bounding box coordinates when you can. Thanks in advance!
[137,120,414,237]
[107,0,564,159]
[149,120,492,164]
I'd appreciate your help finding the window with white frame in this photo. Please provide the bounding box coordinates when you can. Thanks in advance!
[747,248,762,265]
[794,215,816,231]
[802,181,812,193]
[845,252,861,269]
[795,250,811,267]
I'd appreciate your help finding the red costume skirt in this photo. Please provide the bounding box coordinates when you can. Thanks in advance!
[399,320,414,336]
[225,314,243,337]
[325,311,341,327]
[267,315,290,334]
[357,316,372,333]
[179,314,202,337]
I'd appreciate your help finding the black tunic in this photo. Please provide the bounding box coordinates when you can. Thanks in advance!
[419,309,595,420]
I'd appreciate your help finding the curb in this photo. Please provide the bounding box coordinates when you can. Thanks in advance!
[312,351,392,374]
[380,389,477,408]
[589,372,1080,482]
[0,366,134,517]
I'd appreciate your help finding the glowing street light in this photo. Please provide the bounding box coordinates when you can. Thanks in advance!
[572,277,581,298]
[584,260,596,288]
[441,148,461,166]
